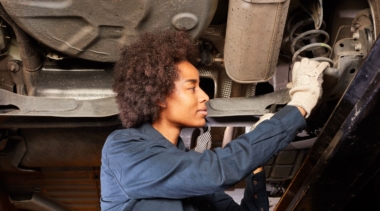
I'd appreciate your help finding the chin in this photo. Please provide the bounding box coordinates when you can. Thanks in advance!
[194,120,206,128]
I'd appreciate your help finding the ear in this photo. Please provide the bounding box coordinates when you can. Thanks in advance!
[157,100,166,108]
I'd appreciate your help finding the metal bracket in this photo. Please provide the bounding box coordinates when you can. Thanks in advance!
[0,89,118,117]
[206,88,290,117]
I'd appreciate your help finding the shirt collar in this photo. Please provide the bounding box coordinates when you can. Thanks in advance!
[139,123,187,150]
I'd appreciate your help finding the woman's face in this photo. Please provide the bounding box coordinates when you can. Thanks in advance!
[159,60,209,128]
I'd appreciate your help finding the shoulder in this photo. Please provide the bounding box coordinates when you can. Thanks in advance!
[107,128,149,142]
[102,128,152,155]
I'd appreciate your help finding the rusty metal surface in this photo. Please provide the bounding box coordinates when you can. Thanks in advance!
[224,0,290,83]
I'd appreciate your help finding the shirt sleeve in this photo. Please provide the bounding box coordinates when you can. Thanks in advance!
[211,171,269,211]
[102,106,306,199]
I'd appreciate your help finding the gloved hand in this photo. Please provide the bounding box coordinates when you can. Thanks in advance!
[250,113,274,131]
[287,58,329,118]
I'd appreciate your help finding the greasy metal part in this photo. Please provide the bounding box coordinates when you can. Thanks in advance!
[299,0,323,29]
[0,55,14,92]
[0,4,41,72]
[332,32,369,59]
[276,34,380,211]
[318,29,369,102]
[351,9,373,33]
[329,1,372,51]
[11,193,71,211]
[0,136,35,173]
[224,0,290,83]
[7,60,26,95]
[200,24,226,53]
[0,89,118,117]
[350,9,375,57]
[322,57,363,102]
[0,0,218,62]
[198,40,215,65]
[206,89,290,117]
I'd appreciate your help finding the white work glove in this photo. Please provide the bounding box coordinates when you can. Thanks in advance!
[250,113,274,131]
[287,58,329,118]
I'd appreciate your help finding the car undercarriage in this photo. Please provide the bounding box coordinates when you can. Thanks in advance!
[1,0,380,210]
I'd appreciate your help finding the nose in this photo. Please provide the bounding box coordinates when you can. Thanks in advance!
[199,87,209,103]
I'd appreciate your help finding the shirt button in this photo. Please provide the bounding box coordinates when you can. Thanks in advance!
[254,194,258,199]
[253,181,258,185]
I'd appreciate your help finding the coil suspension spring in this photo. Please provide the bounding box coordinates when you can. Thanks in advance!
[289,18,334,65]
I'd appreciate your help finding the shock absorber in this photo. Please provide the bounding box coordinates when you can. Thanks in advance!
[288,15,334,65]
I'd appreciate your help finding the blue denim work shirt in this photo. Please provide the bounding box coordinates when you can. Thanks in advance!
[100,106,306,210]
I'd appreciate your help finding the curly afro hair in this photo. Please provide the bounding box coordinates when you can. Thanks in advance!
[113,29,197,128]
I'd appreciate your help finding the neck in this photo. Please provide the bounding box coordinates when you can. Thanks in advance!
[152,119,181,146]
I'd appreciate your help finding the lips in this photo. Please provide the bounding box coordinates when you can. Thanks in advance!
[197,108,208,116]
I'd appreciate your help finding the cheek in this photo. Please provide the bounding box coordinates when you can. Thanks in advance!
[167,92,198,114]
[177,94,197,107]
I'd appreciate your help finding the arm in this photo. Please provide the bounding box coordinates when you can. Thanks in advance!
[102,106,306,199]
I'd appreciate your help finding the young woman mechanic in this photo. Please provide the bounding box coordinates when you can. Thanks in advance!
[100,30,329,211]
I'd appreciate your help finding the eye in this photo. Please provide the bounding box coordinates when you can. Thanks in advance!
[189,87,195,91]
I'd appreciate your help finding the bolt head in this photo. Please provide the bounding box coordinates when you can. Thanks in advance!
[7,61,20,72]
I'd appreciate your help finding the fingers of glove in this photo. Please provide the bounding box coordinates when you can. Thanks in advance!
[286,82,293,89]
[300,58,310,67]
[317,61,330,73]
[298,58,318,74]
[308,62,328,87]
[293,59,317,86]
[293,59,328,87]
[292,61,301,83]
[317,70,324,83]
[308,59,320,68]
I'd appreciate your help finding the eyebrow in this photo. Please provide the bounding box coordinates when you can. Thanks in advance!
[184,79,198,83]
